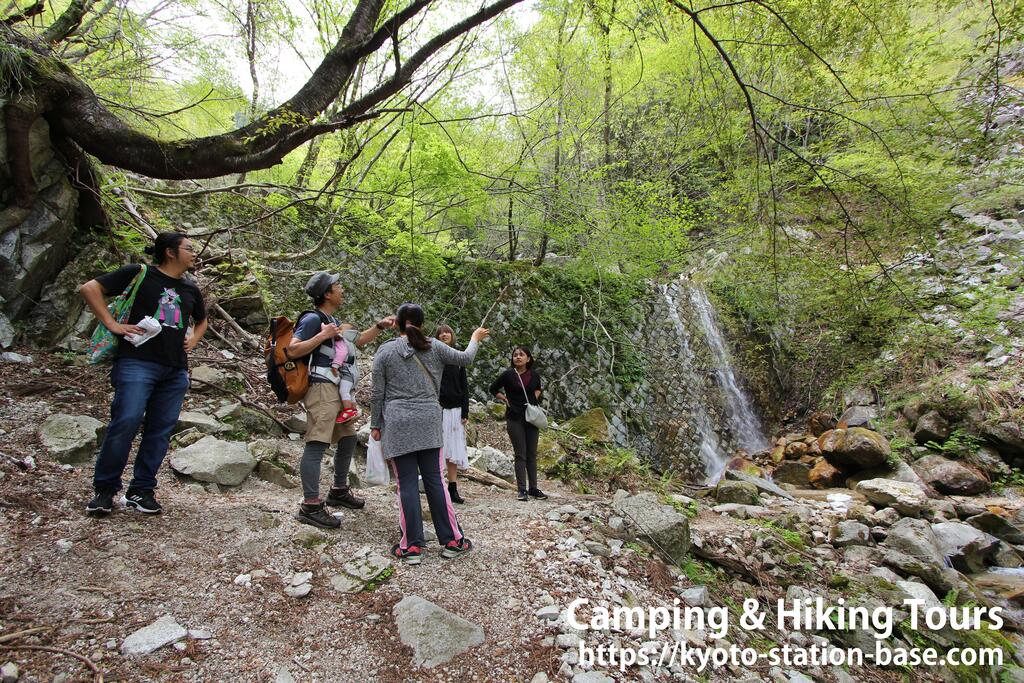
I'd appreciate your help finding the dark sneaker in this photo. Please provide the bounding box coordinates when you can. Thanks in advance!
[392,544,422,565]
[86,491,114,517]
[441,538,473,559]
[123,489,162,514]
[296,502,341,529]
[517,490,528,502]
[325,487,365,510]
[528,489,548,500]
[448,482,465,505]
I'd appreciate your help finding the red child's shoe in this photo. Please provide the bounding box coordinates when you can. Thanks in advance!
[335,407,359,424]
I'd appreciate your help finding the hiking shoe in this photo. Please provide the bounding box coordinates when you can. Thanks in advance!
[448,481,465,505]
[441,538,473,559]
[296,502,341,529]
[517,490,528,502]
[528,488,548,500]
[325,487,365,510]
[123,489,162,514]
[391,544,422,565]
[86,491,114,517]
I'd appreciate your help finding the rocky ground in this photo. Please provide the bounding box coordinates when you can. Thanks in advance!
[2,350,1024,683]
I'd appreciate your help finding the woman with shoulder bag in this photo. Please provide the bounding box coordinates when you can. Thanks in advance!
[489,345,547,502]
[435,324,470,504]
[370,303,489,565]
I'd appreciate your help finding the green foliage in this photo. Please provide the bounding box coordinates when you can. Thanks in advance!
[681,558,718,585]
[992,469,1024,493]
[364,566,395,592]
[745,518,807,551]
[925,428,983,459]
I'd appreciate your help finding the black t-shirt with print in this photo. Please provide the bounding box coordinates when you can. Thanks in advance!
[95,264,207,369]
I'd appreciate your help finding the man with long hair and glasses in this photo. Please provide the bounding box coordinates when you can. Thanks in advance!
[79,232,207,517]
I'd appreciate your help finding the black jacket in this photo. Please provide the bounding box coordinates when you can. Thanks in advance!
[489,368,543,422]
[439,365,470,419]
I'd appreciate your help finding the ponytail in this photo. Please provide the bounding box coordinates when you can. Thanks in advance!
[397,303,431,351]
[145,232,187,265]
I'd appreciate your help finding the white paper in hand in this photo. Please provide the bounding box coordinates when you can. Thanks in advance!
[124,316,162,347]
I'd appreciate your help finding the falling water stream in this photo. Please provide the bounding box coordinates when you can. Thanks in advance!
[688,286,771,455]
[659,285,729,483]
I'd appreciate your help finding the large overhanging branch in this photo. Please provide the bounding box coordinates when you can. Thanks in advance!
[41,0,99,43]
[10,0,526,179]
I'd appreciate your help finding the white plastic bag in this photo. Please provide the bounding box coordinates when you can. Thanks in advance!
[364,437,389,487]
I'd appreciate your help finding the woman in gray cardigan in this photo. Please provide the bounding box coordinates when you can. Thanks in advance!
[370,303,489,564]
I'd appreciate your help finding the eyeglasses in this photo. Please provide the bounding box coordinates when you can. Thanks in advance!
[179,245,197,254]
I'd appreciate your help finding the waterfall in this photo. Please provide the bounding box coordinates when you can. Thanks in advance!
[688,286,770,454]
[659,285,730,483]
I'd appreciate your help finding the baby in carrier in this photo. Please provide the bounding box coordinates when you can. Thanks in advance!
[332,323,359,423]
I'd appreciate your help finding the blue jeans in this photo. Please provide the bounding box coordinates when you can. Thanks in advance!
[93,358,189,493]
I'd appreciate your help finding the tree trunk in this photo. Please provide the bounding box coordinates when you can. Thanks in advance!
[535,6,570,268]
[507,180,517,262]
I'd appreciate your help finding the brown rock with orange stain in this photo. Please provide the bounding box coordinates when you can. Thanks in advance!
[809,459,846,489]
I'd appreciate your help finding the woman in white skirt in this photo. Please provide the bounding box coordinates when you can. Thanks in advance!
[435,325,470,504]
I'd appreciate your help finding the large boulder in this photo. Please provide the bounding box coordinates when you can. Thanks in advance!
[715,480,760,505]
[807,411,837,436]
[771,461,811,487]
[839,406,877,429]
[818,428,891,470]
[912,455,989,495]
[880,549,983,603]
[855,479,928,517]
[884,518,946,566]
[982,421,1024,457]
[847,460,934,496]
[966,512,1024,545]
[612,490,691,565]
[914,411,951,445]
[468,446,514,481]
[169,436,256,486]
[724,456,765,478]
[225,407,284,437]
[965,445,1011,478]
[931,522,1000,574]
[723,469,794,500]
[0,119,78,324]
[809,459,846,489]
[39,414,103,464]
[393,595,484,668]
[565,408,611,443]
[831,520,870,547]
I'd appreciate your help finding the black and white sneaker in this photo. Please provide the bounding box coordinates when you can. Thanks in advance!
[528,489,548,500]
[517,490,528,502]
[123,489,162,514]
[85,491,114,517]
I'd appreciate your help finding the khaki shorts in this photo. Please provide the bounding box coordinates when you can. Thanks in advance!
[303,382,357,444]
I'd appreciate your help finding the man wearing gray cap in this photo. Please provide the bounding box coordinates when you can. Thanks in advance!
[287,271,395,528]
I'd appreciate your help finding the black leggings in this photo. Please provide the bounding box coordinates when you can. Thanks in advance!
[506,419,539,492]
